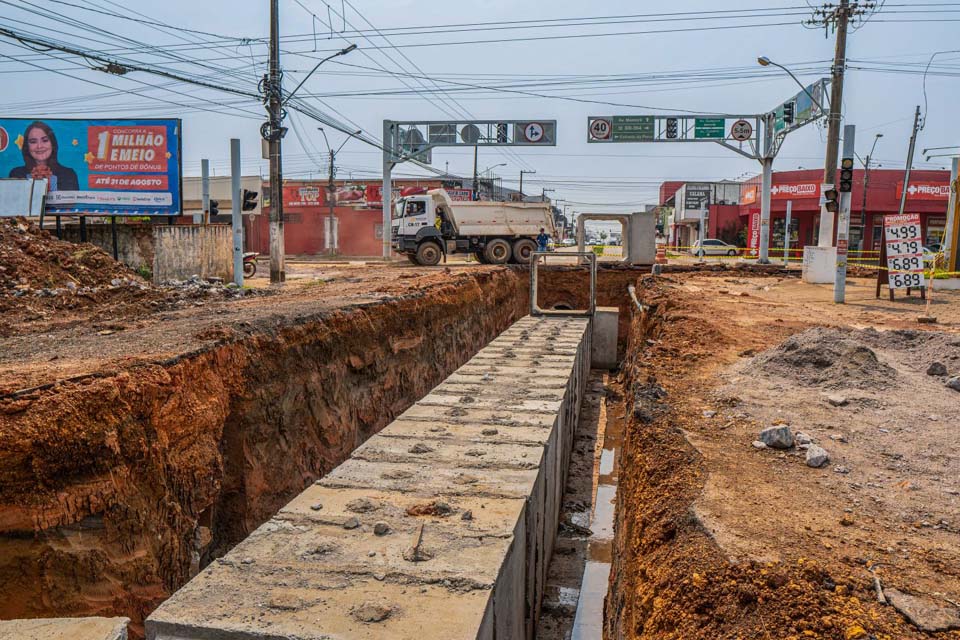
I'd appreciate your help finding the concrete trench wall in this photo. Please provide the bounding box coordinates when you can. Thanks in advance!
[146,315,592,640]
[0,270,527,635]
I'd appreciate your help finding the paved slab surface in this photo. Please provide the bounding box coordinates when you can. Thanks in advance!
[147,315,591,640]
[0,617,128,640]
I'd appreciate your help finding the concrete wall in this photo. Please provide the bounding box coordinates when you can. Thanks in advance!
[152,225,233,282]
[146,316,591,640]
[62,224,233,282]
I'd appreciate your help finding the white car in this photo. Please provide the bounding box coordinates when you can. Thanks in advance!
[691,239,740,257]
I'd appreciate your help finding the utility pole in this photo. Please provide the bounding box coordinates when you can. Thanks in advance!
[818,0,851,247]
[472,146,479,200]
[897,106,922,217]
[201,159,210,225]
[520,169,536,198]
[858,133,882,250]
[231,139,244,287]
[327,148,337,254]
[266,0,285,283]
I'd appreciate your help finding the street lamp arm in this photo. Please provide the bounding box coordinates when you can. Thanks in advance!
[283,44,357,106]
[758,56,825,113]
[335,130,363,155]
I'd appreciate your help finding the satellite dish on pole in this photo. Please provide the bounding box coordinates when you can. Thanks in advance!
[460,124,481,144]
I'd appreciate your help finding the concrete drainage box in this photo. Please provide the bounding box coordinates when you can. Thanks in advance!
[146,315,591,640]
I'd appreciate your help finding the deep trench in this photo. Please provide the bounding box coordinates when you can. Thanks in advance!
[0,265,641,637]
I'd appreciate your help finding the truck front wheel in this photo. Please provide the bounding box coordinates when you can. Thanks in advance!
[483,238,512,265]
[415,242,443,266]
[512,238,537,264]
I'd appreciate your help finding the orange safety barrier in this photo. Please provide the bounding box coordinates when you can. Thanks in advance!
[655,244,668,264]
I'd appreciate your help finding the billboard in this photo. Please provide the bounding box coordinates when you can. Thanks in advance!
[0,118,182,216]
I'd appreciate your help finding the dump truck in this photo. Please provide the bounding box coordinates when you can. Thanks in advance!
[391,189,557,266]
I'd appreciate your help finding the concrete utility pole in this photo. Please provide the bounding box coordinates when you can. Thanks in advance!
[834,125,855,303]
[946,157,959,272]
[859,133,882,249]
[382,121,393,259]
[267,0,285,283]
[201,159,210,225]
[520,169,536,198]
[472,146,479,200]
[327,148,337,253]
[897,106,922,217]
[231,139,244,288]
[818,0,851,247]
[759,113,775,263]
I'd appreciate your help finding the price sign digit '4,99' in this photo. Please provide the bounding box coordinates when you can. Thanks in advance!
[883,213,925,290]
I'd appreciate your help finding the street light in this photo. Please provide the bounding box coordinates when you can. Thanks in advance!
[283,44,358,106]
[757,56,824,113]
[481,163,507,177]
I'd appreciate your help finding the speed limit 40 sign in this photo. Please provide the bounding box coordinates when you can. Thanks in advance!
[588,118,612,141]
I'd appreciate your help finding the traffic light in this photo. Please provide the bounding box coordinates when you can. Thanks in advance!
[496,123,508,143]
[241,189,259,211]
[823,187,839,213]
[665,118,679,139]
[209,199,219,216]
[783,101,795,125]
[839,157,854,193]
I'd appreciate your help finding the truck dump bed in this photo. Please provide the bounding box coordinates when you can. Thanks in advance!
[432,190,556,238]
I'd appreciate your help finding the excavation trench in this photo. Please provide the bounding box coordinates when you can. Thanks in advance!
[0,265,640,638]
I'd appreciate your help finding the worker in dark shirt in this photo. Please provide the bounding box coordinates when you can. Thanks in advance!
[537,228,550,252]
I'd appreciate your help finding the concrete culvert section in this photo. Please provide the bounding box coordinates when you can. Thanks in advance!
[146,316,592,640]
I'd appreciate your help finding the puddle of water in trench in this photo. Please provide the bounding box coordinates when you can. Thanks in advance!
[570,384,624,640]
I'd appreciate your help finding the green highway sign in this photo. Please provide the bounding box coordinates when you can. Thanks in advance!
[694,118,725,139]
[611,115,654,141]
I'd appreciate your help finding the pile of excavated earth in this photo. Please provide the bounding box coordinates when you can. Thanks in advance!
[0,218,268,338]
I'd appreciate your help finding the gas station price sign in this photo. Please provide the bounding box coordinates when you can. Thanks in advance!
[883,213,925,289]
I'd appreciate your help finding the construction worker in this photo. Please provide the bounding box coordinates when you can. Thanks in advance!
[537,227,550,252]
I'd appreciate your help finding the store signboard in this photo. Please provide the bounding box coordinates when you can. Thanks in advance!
[884,213,925,289]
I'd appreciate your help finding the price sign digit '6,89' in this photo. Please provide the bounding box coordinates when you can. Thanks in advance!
[883,213,925,290]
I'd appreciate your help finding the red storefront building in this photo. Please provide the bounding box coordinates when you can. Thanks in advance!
[662,168,952,254]
[247,178,468,257]
[739,168,952,252]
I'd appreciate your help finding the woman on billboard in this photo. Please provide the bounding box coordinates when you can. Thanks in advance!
[8,121,79,191]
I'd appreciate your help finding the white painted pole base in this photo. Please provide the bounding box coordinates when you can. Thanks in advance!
[802,246,837,284]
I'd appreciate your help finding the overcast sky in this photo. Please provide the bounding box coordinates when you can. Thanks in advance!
[1,0,957,213]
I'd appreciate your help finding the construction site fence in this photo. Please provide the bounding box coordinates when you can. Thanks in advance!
[658,245,960,278]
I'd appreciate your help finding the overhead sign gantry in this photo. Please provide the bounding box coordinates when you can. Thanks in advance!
[381,119,557,258]
[584,79,829,262]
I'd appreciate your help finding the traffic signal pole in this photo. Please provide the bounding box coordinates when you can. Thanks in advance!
[834,125,855,303]
[758,113,775,263]
[231,138,244,288]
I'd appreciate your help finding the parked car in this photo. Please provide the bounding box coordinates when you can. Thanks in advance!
[560,238,577,247]
[923,246,944,268]
[691,239,740,257]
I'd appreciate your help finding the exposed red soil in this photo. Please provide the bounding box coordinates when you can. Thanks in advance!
[607,273,960,640]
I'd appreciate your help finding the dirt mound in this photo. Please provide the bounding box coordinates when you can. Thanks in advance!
[0,218,143,291]
[751,326,896,389]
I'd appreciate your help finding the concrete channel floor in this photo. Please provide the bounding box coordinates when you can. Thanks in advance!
[146,316,591,640]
